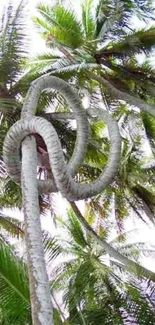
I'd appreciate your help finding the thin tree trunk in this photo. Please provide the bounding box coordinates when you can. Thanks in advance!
[22,135,53,325]
[91,74,155,117]
[70,202,155,282]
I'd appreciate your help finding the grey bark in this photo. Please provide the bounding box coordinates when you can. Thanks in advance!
[22,136,53,325]
[3,108,121,200]
[21,75,89,177]
[2,75,89,325]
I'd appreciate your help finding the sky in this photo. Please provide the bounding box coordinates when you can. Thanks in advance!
[26,0,83,55]
[1,0,155,272]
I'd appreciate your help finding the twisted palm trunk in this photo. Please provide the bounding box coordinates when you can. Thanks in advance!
[3,75,89,324]
[4,73,155,324]
[3,73,155,324]
[3,74,123,324]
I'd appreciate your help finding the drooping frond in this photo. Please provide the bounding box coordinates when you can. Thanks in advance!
[97,27,155,59]
[0,0,29,87]
[99,27,155,58]
[28,53,60,75]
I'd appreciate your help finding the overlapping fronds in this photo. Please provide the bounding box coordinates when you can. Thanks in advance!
[95,0,155,39]
[100,27,155,58]
[34,4,84,49]
[0,0,29,87]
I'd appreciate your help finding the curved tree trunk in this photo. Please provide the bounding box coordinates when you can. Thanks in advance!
[2,74,122,324]
[21,136,53,325]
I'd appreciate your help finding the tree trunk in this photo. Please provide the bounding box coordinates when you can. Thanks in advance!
[91,74,155,117]
[70,202,155,282]
[22,135,53,325]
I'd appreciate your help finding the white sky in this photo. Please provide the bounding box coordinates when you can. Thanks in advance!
[26,0,83,55]
[1,0,155,272]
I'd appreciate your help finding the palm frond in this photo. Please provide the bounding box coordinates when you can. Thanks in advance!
[43,231,63,266]
[0,178,22,209]
[95,0,123,39]
[0,0,29,87]
[97,27,155,59]
[95,0,155,40]
[28,53,60,75]
[35,4,84,49]
[0,243,31,324]
[64,210,89,249]
[0,212,24,238]
[119,242,155,260]
[82,0,95,39]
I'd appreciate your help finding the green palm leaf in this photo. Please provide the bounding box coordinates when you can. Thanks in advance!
[0,0,29,87]
[0,212,24,238]
[82,0,95,39]
[95,0,155,39]
[0,243,31,324]
[35,4,84,49]
[101,27,155,57]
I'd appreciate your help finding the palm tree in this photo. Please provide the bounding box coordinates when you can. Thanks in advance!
[31,2,155,225]
[0,2,55,324]
[43,210,155,325]
[1,0,155,324]
[0,3,116,323]
[0,229,64,325]
[31,0,155,217]
[1,212,155,325]
[32,0,155,116]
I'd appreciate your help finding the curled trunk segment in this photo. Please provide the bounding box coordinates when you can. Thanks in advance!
[3,74,121,324]
[21,75,89,177]
[3,111,121,200]
[3,74,121,200]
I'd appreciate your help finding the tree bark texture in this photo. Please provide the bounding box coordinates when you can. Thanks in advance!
[22,136,53,325]
[3,111,121,200]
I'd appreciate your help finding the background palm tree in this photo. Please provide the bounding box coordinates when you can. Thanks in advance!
[1,211,155,324]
